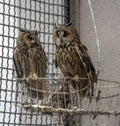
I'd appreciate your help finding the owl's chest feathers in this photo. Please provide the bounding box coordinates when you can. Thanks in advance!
[27,48,38,74]
[18,45,37,57]
[19,46,37,73]
[27,48,36,59]
[56,46,80,76]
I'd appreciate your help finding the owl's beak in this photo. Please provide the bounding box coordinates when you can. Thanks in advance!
[31,39,36,44]
[28,35,37,45]
[57,38,66,48]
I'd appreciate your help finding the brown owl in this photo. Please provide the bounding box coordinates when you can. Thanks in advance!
[13,29,48,99]
[54,23,97,97]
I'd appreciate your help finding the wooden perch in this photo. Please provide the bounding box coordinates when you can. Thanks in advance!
[18,103,120,115]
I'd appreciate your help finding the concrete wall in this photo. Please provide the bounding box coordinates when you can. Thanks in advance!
[70,0,120,126]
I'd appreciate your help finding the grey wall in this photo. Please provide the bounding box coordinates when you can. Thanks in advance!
[70,0,120,126]
[71,0,120,81]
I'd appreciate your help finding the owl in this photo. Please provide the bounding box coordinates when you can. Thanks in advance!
[54,23,97,97]
[13,29,48,99]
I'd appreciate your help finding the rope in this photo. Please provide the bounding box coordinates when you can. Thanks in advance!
[87,0,101,76]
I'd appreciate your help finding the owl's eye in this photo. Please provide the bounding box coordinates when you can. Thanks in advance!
[63,31,68,37]
[57,31,60,37]
[28,35,32,40]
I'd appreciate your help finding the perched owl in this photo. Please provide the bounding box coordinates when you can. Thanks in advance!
[13,29,48,99]
[54,23,97,97]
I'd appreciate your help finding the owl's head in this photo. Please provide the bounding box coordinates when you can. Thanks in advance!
[54,23,80,48]
[17,28,39,47]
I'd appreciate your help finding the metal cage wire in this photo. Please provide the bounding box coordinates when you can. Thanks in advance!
[0,0,69,125]
[1,0,120,126]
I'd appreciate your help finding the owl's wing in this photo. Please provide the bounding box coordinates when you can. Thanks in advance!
[54,48,59,68]
[13,48,29,79]
[13,48,23,78]
[75,43,97,84]
[34,47,47,77]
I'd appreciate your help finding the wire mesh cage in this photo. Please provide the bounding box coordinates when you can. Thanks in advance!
[1,0,120,126]
[0,0,69,125]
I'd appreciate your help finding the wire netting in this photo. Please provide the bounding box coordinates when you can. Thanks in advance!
[1,0,120,126]
[0,0,69,125]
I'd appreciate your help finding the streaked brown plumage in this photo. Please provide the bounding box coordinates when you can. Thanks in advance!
[54,23,97,96]
[13,29,48,99]
[45,79,77,108]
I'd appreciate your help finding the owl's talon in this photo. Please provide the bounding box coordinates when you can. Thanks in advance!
[73,74,80,82]
[26,73,38,81]
[32,73,38,80]
[26,76,31,82]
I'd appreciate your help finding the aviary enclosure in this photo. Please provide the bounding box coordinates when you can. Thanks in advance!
[0,0,120,126]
